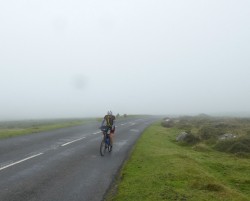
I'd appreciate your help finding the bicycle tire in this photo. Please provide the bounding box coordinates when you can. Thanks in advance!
[100,140,106,156]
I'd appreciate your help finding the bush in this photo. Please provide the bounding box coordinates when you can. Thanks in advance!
[214,136,250,154]
[176,123,192,132]
[198,126,223,140]
[177,133,199,145]
[192,143,211,152]
[161,119,174,128]
[214,139,236,152]
[228,142,250,153]
[184,133,200,144]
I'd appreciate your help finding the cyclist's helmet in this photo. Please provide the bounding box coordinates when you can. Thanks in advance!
[107,110,112,115]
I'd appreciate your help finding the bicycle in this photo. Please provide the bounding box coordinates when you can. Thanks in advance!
[100,126,112,156]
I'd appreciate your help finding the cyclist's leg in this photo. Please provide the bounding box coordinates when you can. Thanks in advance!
[110,130,114,147]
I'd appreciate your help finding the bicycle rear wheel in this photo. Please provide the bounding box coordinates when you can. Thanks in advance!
[100,140,106,156]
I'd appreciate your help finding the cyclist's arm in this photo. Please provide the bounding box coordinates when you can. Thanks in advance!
[112,117,116,130]
[101,118,105,127]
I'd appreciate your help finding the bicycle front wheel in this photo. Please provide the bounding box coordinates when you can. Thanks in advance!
[100,140,106,156]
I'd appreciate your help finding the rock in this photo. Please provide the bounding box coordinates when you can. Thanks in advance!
[219,133,237,140]
[176,132,188,141]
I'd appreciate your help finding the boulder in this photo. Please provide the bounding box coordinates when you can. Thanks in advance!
[219,133,237,140]
[176,132,188,141]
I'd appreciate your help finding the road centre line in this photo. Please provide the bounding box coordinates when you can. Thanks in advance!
[0,121,139,172]
[61,137,86,147]
[92,131,102,135]
[0,153,44,171]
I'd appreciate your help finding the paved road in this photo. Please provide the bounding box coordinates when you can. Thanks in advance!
[0,117,158,201]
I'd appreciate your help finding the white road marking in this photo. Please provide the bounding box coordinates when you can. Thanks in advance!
[0,153,43,171]
[61,137,86,146]
[121,122,135,126]
[93,131,102,135]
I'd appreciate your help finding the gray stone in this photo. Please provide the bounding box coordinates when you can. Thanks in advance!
[219,133,237,140]
[176,131,188,141]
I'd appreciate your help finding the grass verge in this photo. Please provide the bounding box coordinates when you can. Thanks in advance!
[0,118,96,139]
[106,122,250,201]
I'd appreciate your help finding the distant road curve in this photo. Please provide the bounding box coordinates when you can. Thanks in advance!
[0,116,159,201]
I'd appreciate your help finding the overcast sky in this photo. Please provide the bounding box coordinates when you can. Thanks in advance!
[1,0,250,120]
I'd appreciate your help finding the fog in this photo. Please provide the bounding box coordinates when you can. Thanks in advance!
[1,0,250,120]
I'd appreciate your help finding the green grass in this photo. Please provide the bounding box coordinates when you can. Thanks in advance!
[107,122,250,201]
[0,118,96,139]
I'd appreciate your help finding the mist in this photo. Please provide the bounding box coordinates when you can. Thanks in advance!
[1,0,250,120]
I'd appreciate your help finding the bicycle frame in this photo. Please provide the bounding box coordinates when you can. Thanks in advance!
[100,127,112,156]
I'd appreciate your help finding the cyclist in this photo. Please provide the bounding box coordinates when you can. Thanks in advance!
[100,111,116,148]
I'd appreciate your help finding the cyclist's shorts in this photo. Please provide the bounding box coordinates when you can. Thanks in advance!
[101,126,112,133]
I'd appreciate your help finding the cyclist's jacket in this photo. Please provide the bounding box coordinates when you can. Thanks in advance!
[101,115,116,130]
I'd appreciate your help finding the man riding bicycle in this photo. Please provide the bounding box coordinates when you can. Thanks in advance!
[100,111,116,148]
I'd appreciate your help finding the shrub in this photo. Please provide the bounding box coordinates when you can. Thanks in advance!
[198,126,223,140]
[214,136,250,154]
[192,143,211,152]
[176,123,192,132]
[161,119,174,128]
[177,133,199,145]
[185,133,200,144]
[228,142,250,153]
[214,139,236,152]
